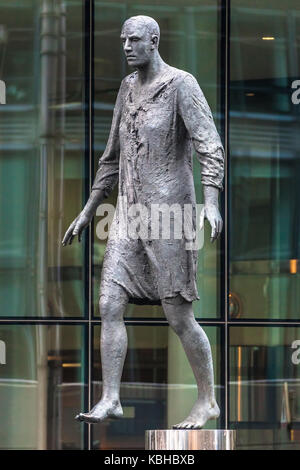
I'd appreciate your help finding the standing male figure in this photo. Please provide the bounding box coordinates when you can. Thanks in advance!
[62,15,224,429]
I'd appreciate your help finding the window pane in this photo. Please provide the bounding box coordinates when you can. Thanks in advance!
[93,0,224,319]
[0,0,86,317]
[92,324,221,450]
[0,324,86,449]
[230,326,300,449]
[229,1,300,319]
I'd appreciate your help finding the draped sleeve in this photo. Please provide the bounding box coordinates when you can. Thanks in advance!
[177,73,225,190]
[91,79,125,196]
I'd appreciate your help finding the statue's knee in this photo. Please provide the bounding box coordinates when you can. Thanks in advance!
[99,292,128,321]
[99,295,118,319]
[162,296,195,335]
[170,317,185,335]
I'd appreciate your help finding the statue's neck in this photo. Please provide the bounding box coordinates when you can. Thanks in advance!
[136,54,167,85]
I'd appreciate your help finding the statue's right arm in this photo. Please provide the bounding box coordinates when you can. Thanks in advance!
[62,80,125,246]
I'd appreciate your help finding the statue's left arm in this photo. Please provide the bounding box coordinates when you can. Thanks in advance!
[177,74,225,241]
[62,81,124,246]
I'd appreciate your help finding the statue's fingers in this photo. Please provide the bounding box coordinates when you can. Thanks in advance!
[62,234,68,246]
[218,218,223,238]
[68,224,80,245]
[62,224,75,245]
[72,221,81,237]
[78,226,84,243]
[71,220,83,243]
[216,220,222,239]
[68,233,75,245]
[210,220,217,242]
[218,219,223,235]
[62,217,80,246]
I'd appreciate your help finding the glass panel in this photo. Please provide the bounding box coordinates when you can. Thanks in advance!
[229,1,300,319]
[0,324,86,449]
[92,0,224,319]
[92,324,221,450]
[230,326,300,450]
[0,0,86,317]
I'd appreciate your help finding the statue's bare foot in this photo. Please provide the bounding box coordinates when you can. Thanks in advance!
[173,400,220,429]
[75,399,123,424]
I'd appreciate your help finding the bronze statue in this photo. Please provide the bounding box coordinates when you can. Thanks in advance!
[62,15,224,429]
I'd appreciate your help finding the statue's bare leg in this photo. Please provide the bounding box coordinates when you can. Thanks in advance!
[162,295,220,429]
[76,285,129,424]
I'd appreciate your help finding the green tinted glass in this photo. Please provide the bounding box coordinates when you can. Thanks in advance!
[0,0,86,317]
[230,326,300,449]
[229,0,300,320]
[0,323,86,449]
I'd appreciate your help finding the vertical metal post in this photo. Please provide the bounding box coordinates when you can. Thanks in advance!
[37,0,60,450]
[83,0,94,451]
[224,0,230,431]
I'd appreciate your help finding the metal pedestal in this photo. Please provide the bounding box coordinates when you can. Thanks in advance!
[145,430,236,450]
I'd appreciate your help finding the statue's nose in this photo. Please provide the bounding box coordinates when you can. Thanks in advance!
[124,39,132,51]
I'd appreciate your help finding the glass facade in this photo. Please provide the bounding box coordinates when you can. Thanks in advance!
[0,323,86,449]
[230,0,300,321]
[230,326,300,449]
[0,0,299,450]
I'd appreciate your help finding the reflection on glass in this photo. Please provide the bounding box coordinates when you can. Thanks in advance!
[230,1,300,319]
[230,326,300,449]
[92,325,221,450]
[92,0,223,319]
[0,0,86,317]
[0,324,86,449]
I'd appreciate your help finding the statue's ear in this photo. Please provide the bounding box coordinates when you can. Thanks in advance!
[151,34,159,49]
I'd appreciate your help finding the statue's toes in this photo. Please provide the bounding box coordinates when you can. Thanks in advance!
[185,422,194,429]
[75,413,84,421]
[75,412,97,423]
[173,421,187,429]
[191,421,204,429]
[85,414,99,423]
[173,420,205,429]
[172,422,182,429]
[183,422,192,429]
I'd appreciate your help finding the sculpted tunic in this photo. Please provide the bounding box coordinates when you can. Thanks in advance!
[92,66,224,305]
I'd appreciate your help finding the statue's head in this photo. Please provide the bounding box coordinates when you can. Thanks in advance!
[120,16,160,68]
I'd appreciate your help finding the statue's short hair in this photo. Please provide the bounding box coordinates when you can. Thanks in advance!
[122,15,160,42]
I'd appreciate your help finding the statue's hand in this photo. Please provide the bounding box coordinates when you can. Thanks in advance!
[199,203,223,243]
[62,211,92,246]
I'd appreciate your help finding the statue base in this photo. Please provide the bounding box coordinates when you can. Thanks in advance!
[145,430,236,450]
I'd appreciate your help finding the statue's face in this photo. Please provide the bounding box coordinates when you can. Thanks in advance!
[120,21,156,68]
